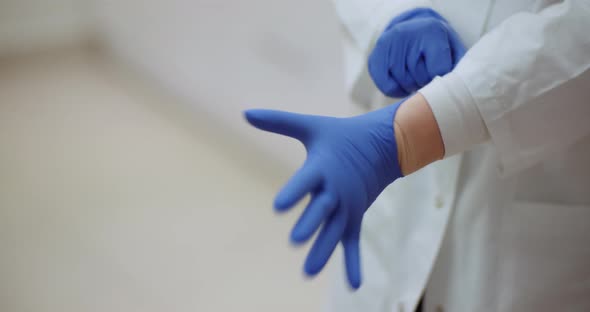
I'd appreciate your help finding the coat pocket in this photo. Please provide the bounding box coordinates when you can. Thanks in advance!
[499,200,590,312]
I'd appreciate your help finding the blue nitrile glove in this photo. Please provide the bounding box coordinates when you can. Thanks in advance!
[244,100,405,289]
[368,8,466,98]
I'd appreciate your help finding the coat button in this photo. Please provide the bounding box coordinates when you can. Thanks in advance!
[435,194,444,209]
[435,305,444,312]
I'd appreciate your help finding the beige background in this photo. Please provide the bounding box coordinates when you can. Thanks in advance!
[0,49,331,311]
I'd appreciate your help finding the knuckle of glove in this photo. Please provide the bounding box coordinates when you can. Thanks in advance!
[369,28,406,96]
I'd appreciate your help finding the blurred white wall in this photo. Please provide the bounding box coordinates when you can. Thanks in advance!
[0,0,356,167]
[93,0,355,168]
[0,2,354,310]
[0,48,328,312]
[0,0,92,54]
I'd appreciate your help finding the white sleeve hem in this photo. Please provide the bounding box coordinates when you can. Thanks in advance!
[454,57,528,175]
[418,71,489,158]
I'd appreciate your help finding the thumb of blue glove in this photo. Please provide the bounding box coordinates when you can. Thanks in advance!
[244,101,405,289]
[369,8,466,98]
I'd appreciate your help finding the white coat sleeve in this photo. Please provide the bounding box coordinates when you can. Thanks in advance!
[419,0,590,175]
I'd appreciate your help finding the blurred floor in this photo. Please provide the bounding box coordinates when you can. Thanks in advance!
[0,47,327,311]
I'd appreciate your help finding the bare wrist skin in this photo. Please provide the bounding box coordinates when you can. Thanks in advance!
[394,93,445,175]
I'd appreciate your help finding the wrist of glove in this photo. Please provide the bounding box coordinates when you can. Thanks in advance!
[395,93,445,175]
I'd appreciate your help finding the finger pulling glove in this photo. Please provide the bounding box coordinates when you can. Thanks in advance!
[369,8,466,97]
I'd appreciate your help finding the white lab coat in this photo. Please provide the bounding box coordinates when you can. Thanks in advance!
[327,0,590,311]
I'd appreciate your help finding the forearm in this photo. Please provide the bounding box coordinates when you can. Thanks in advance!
[394,93,444,175]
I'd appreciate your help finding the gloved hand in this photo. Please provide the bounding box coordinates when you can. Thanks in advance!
[244,100,405,289]
[369,8,466,98]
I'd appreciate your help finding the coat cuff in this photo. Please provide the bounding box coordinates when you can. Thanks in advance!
[418,71,489,157]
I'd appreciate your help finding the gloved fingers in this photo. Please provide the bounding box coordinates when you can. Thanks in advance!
[388,22,421,94]
[244,109,313,141]
[409,56,430,87]
[391,58,419,95]
[368,36,406,98]
[304,210,347,276]
[384,7,444,31]
[290,191,337,244]
[342,229,362,289]
[405,35,431,87]
[424,45,453,78]
[417,8,447,22]
[274,160,322,211]
[445,25,467,65]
